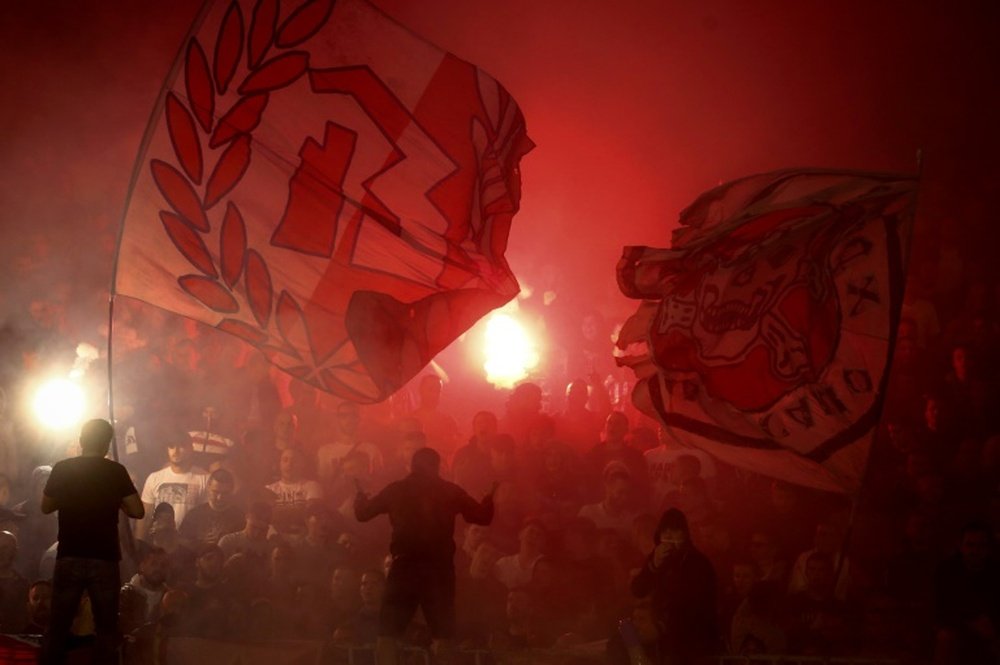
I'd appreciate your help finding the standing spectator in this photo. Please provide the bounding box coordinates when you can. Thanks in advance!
[119,547,169,635]
[178,469,245,547]
[452,411,499,497]
[218,502,274,562]
[41,419,145,664]
[138,432,208,537]
[317,402,383,484]
[578,465,640,538]
[554,378,605,450]
[631,508,718,664]
[501,383,545,447]
[585,412,647,502]
[354,447,495,664]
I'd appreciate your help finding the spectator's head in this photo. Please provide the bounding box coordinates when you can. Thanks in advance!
[418,375,442,410]
[79,419,114,456]
[508,383,543,417]
[165,431,193,468]
[330,566,360,602]
[245,502,272,540]
[462,524,488,555]
[471,411,498,441]
[518,518,548,556]
[654,508,689,557]
[27,579,52,625]
[336,401,361,436]
[603,412,629,445]
[336,530,356,556]
[305,506,332,543]
[0,531,16,569]
[410,447,441,477]
[748,531,778,567]
[151,503,177,534]
[279,448,304,482]
[565,379,590,410]
[273,410,298,444]
[30,466,52,503]
[803,551,835,597]
[206,469,236,511]
[138,547,168,588]
[359,569,386,611]
[196,544,224,584]
[732,561,758,597]
[922,394,943,431]
[959,520,993,572]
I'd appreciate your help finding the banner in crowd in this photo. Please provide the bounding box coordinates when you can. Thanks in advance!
[616,170,916,493]
[114,0,533,402]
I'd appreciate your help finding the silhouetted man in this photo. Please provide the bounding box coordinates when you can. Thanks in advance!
[355,447,494,664]
[41,418,145,664]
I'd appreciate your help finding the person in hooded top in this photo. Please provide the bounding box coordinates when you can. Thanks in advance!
[630,508,718,665]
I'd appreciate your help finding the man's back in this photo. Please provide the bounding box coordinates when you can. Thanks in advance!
[45,456,135,560]
[356,473,492,562]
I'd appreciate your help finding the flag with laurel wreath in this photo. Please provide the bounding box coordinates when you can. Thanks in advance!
[616,170,916,493]
[114,0,533,402]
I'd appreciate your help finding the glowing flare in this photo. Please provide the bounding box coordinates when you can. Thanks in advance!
[483,312,539,389]
[33,378,86,430]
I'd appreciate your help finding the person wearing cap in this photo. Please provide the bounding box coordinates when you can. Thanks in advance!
[137,431,208,539]
[630,508,718,665]
[354,447,496,665]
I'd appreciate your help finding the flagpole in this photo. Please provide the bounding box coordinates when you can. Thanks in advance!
[105,0,215,449]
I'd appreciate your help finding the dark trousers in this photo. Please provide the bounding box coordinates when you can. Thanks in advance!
[42,557,121,665]
[380,557,456,639]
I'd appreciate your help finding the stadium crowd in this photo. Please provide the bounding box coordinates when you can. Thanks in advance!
[0,221,997,665]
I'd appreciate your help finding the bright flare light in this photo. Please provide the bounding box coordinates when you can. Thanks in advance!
[483,312,539,389]
[33,378,86,430]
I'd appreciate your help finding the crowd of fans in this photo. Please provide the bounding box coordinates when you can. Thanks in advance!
[0,223,997,665]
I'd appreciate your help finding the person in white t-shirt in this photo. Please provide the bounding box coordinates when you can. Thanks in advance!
[493,519,547,590]
[578,464,640,538]
[138,433,208,538]
[267,448,322,534]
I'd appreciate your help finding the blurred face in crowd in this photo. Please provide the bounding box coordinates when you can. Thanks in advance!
[472,412,498,441]
[566,380,589,410]
[519,523,547,555]
[273,411,298,444]
[337,403,361,437]
[246,512,269,540]
[360,571,385,609]
[197,549,224,583]
[658,528,687,557]
[952,346,968,379]
[279,449,302,482]
[923,397,940,431]
[463,524,488,554]
[732,563,757,597]
[140,552,168,587]
[331,568,359,600]
[28,583,52,621]
[207,478,234,511]
[605,475,632,512]
[167,440,192,468]
[749,533,776,566]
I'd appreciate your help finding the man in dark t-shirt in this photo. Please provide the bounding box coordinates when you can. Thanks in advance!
[41,418,145,665]
[355,447,495,664]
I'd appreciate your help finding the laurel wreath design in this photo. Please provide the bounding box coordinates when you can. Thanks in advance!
[151,0,336,369]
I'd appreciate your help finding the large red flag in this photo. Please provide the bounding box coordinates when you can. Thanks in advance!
[616,170,915,493]
[114,0,533,402]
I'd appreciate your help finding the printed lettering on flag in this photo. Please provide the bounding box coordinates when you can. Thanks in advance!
[616,170,916,493]
[114,0,533,402]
